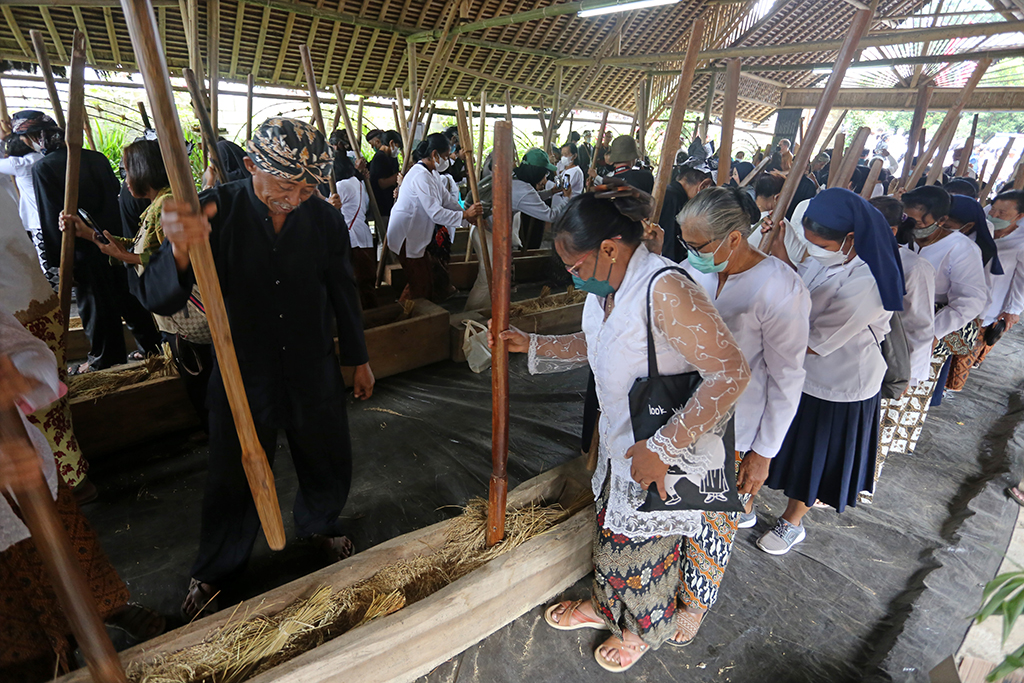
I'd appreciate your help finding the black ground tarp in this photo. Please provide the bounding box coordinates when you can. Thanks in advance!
[81,326,1021,682]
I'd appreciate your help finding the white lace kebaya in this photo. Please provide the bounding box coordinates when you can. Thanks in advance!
[527,245,749,539]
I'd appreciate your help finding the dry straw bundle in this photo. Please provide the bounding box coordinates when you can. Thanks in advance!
[129,495,589,683]
[67,344,178,400]
[508,286,586,319]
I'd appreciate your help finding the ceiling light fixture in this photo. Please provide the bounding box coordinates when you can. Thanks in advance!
[578,0,681,18]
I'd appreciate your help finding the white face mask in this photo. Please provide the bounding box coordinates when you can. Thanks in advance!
[990,216,1013,233]
[29,137,45,154]
[913,222,940,239]
[434,154,450,173]
[806,235,851,267]
[556,157,568,172]
[390,146,401,158]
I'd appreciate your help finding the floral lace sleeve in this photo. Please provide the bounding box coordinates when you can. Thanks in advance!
[645,272,751,467]
[527,332,589,374]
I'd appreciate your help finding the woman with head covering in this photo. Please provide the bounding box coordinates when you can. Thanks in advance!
[387,133,482,302]
[759,188,904,555]
[334,142,376,310]
[493,184,749,671]
[901,186,987,406]
[0,122,44,272]
[942,194,1003,391]
[673,187,810,642]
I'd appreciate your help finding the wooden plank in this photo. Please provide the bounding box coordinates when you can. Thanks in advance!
[251,5,272,79]
[271,12,297,83]
[2,7,32,57]
[38,6,67,62]
[71,7,96,65]
[228,0,244,78]
[319,19,341,89]
[338,299,449,385]
[388,252,551,291]
[66,320,138,361]
[103,7,121,66]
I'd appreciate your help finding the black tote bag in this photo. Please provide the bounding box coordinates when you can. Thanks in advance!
[627,266,743,513]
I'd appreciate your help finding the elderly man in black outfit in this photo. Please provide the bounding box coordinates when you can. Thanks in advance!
[134,118,375,620]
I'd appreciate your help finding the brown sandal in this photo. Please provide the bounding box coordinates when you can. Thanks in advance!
[543,599,608,631]
[594,633,649,673]
[667,609,704,648]
[180,578,221,622]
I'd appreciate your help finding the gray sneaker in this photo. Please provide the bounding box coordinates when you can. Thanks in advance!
[737,510,757,529]
[757,518,806,555]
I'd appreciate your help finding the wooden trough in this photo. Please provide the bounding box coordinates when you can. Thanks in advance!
[57,457,595,683]
[385,249,553,292]
[70,300,451,455]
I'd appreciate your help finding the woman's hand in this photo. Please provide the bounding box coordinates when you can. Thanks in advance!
[355,158,368,178]
[625,440,670,501]
[95,231,138,264]
[486,319,530,353]
[736,450,771,497]
[353,362,374,400]
[642,220,664,256]
[327,193,342,210]
[162,199,216,273]
[463,202,483,221]
[59,212,94,241]
[999,312,1020,330]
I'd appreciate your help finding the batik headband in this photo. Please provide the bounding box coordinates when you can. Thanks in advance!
[246,117,334,186]
[10,110,58,135]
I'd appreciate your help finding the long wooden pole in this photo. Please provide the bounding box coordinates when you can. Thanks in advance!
[207,0,219,138]
[832,125,870,189]
[0,404,127,683]
[738,154,771,187]
[82,107,97,150]
[827,132,845,188]
[925,124,957,186]
[955,113,979,178]
[356,97,364,145]
[817,109,848,156]
[246,73,254,140]
[860,157,883,199]
[477,90,486,179]
[650,16,703,222]
[184,68,226,185]
[716,56,740,187]
[121,0,286,551]
[30,30,66,129]
[980,137,1015,206]
[299,44,336,191]
[457,97,492,290]
[0,77,11,136]
[904,59,991,190]
[487,119,513,548]
[334,85,387,248]
[504,90,513,123]
[761,9,872,253]
[899,82,934,187]
[57,31,87,335]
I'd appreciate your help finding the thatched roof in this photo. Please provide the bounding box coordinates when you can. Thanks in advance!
[0,0,1021,123]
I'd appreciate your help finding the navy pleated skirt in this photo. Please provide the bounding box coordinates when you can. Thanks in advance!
[765,391,881,513]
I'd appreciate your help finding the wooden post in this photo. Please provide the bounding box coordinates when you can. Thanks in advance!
[487,119,513,547]
[30,30,66,129]
[1014,155,1024,191]
[120,0,286,552]
[57,31,87,335]
[0,405,127,683]
[395,87,410,152]
[956,113,979,178]
[334,85,387,248]
[860,157,883,199]
[832,126,870,189]
[356,97,364,145]
[738,154,771,187]
[716,57,740,187]
[457,98,492,290]
[904,59,991,190]
[207,0,219,138]
[391,103,401,132]
[137,101,152,129]
[246,73,254,140]
[651,17,703,221]
[407,41,419,126]
[980,137,1015,206]
[827,132,845,188]
[184,68,226,184]
[760,9,872,254]
[900,82,934,187]
[424,102,434,135]
[925,124,957,186]
[636,78,647,158]
[547,65,562,154]
[978,158,989,188]
[299,45,336,191]
[0,77,11,136]
[700,71,715,141]
[82,107,97,151]
[477,90,486,179]
[817,109,848,156]
[504,90,513,123]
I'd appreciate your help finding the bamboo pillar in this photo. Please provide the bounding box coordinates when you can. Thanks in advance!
[827,132,845,188]
[860,157,883,199]
[487,119,513,548]
[905,59,991,189]
[980,138,1015,206]
[30,30,66,129]
[120,0,286,552]
[0,77,11,135]
[184,68,226,184]
[956,113,979,177]
[478,89,486,178]
[299,45,336,191]
[760,9,873,253]
[900,83,934,187]
[457,98,492,290]
[504,90,513,122]
[700,71,715,141]
[207,0,219,138]
[832,126,870,189]
[636,78,647,156]
[57,31,87,334]
[335,85,387,247]
[137,101,151,129]
[246,73,254,140]
[716,57,740,186]
[82,107,97,150]
[817,109,848,156]
[356,97,364,145]
[925,124,957,186]
[651,17,703,221]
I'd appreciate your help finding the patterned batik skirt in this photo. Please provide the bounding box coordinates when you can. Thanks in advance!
[17,295,88,487]
[592,478,683,649]
[0,482,129,681]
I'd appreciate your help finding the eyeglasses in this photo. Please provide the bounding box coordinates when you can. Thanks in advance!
[564,236,622,277]
[680,238,715,257]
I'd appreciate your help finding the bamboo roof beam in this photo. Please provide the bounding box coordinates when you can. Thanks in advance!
[2,7,31,57]
[157,5,166,50]
[320,20,341,89]
[103,7,121,65]
[228,0,244,77]
[250,5,272,79]
[38,7,66,62]
[338,26,361,88]
[555,20,1024,66]
[409,0,586,42]
[353,29,380,90]
[70,7,96,64]
[270,12,296,83]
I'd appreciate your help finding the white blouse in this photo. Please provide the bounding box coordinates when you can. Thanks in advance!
[527,245,749,539]
[800,256,892,402]
[899,246,937,386]
[0,152,43,231]
[551,164,584,213]
[684,256,810,459]
[0,185,53,317]
[336,176,373,249]
[913,231,986,339]
[387,163,464,258]
[749,207,809,265]
[983,228,1024,326]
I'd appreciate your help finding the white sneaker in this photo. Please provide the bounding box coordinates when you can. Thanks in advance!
[737,510,757,529]
[756,518,806,555]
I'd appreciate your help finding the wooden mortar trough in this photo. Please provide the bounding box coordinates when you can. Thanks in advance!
[386,250,553,292]
[56,457,595,683]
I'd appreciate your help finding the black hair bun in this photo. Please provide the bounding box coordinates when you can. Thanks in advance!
[592,177,654,222]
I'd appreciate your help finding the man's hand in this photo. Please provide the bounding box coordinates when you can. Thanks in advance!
[487,320,530,353]
[999,312,1020,330]
[201,166,217,190]
[327,193,342,210]
[162,199,216,273]
[353,363,374,400]
[625,439,670,501]
[463,202,483,221]
[736,450,771,497]
[355,158,368,178]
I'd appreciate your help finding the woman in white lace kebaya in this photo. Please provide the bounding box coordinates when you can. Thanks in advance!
[493,187,749,672]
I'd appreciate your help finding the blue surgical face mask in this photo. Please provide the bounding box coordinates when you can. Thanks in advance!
[686,237,733,274]
[571,252,617,297]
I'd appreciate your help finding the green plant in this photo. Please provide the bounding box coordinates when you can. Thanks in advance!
[975,569,1024,681]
